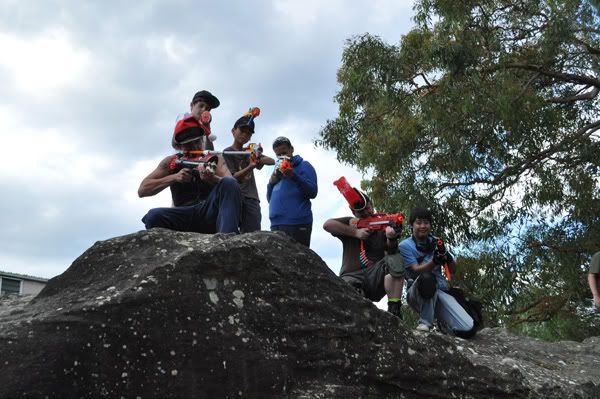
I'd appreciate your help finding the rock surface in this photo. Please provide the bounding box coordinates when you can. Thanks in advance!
[0,229,598,398]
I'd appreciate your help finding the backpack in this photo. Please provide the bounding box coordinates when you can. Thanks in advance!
[445,287,483,339]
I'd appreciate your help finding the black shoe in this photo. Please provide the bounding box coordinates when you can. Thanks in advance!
[387,302,402,319]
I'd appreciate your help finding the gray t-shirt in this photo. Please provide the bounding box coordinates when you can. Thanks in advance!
[223,146,261,200]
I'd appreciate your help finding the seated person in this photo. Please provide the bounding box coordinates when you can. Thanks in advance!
[399,208,475,334]
[138,91,241,233]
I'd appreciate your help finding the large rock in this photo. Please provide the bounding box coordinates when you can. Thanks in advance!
[0,229,598,398]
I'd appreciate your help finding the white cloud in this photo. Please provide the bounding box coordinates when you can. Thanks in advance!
[0,28,91,95]
[0,0,417,282]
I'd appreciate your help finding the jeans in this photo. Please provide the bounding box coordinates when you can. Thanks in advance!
[407,278,474,332]
[240,197,261,233]
[271,224,312,247]
[142,176,241,234]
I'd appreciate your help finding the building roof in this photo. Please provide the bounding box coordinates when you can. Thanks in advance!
[0,270,49,283]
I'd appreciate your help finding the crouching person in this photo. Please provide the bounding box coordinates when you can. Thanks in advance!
[138,96,241,234]
[323,189,405,318]
[399,208,476,336]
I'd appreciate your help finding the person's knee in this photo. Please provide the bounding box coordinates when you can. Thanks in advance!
[417,271,436,299]
[142,208,164,229]
[220,176,240,191]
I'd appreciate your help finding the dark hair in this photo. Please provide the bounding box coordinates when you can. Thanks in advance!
[409,207,433,225]
[272,136,292,149]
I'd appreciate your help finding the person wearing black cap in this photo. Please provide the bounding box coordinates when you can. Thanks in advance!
[224,111,274,233]
[188,90,220,150]
[267,136,318,247]
[323,190,405,319]
[138,94,242,234]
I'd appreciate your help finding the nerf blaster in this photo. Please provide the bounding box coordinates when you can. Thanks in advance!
[170,143,264,171]
[350,213,405,232]
[436,238,452,282]
[169,152,219,174]
[243,107,260,125]
[275,155,292,174]
[333,176,365,210]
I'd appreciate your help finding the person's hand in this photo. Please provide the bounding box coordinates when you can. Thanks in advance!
[173,168,193,183]
[354,228,372,241]
[270,170,282,185]
[385,226,399,240]
[281,167,294,177]
[198,164,218,184]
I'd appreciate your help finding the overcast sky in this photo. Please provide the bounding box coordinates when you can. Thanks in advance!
[0,1,416,281]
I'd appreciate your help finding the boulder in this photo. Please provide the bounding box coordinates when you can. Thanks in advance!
[0,229,597,398]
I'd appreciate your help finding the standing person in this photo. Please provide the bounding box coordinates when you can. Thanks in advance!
[399,208,474,334]
[267,136,317,247]
[323,189,404,318]
[224,109,274,233]
[138,90,241,233]
[588,252,600,310]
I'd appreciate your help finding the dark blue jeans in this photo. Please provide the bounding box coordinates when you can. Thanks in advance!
[271,224,312,247]
[142,176,241,233]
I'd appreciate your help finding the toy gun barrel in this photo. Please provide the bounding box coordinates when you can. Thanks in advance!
[334,176,365,210]
[175,158,216,168]
[437,238,452,282]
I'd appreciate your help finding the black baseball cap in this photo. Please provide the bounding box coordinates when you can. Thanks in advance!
[191,90,220,109]
[233,115,255,133]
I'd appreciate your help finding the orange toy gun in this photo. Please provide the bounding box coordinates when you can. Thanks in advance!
[436,238,452,282]
[333,176,366,210]
[243,107,260,125]
[276,155,292,174]
[350,213,405,232]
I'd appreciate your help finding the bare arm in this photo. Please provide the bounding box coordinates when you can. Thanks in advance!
[409,258,436,274]
[323,218,371,240]
[259,155,275,166]
[138,156,186,197]
[589,273,600,309]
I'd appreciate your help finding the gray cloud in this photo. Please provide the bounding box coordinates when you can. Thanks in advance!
[0,1,415,278]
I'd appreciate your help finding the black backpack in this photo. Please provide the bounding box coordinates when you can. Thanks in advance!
[444,287,483,339]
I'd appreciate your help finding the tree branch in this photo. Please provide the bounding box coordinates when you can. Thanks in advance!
[548,86,600,103]
[504,63,600,88]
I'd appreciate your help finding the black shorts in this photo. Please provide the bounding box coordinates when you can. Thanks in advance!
[341,259,388,302]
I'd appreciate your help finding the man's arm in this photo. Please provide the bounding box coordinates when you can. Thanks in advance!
[588,273,600,309]
[138,156,189,197]
[323,218,371,240]
[399,241,435,274]
[231,155,275,182]
[291,161,318,199]
[384,226,399,254]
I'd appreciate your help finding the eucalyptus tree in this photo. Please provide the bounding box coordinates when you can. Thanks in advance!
[319,0,600,339]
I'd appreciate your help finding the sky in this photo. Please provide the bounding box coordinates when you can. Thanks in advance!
[0,1,416,281]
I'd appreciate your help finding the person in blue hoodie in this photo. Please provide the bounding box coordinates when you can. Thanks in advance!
[267,136,318,247]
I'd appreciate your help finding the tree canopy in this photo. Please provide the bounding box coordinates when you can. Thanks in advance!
[318,0,600,340]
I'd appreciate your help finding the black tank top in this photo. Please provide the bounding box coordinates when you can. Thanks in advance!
[170,170,213,206]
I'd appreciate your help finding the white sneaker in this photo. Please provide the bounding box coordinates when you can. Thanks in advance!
[416,323,430,332]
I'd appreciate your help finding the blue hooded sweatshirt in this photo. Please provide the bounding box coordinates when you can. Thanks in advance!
[266,155,318,226]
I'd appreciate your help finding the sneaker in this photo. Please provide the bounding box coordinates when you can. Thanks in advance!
[387,302,402,319]
[416,323,430,332]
